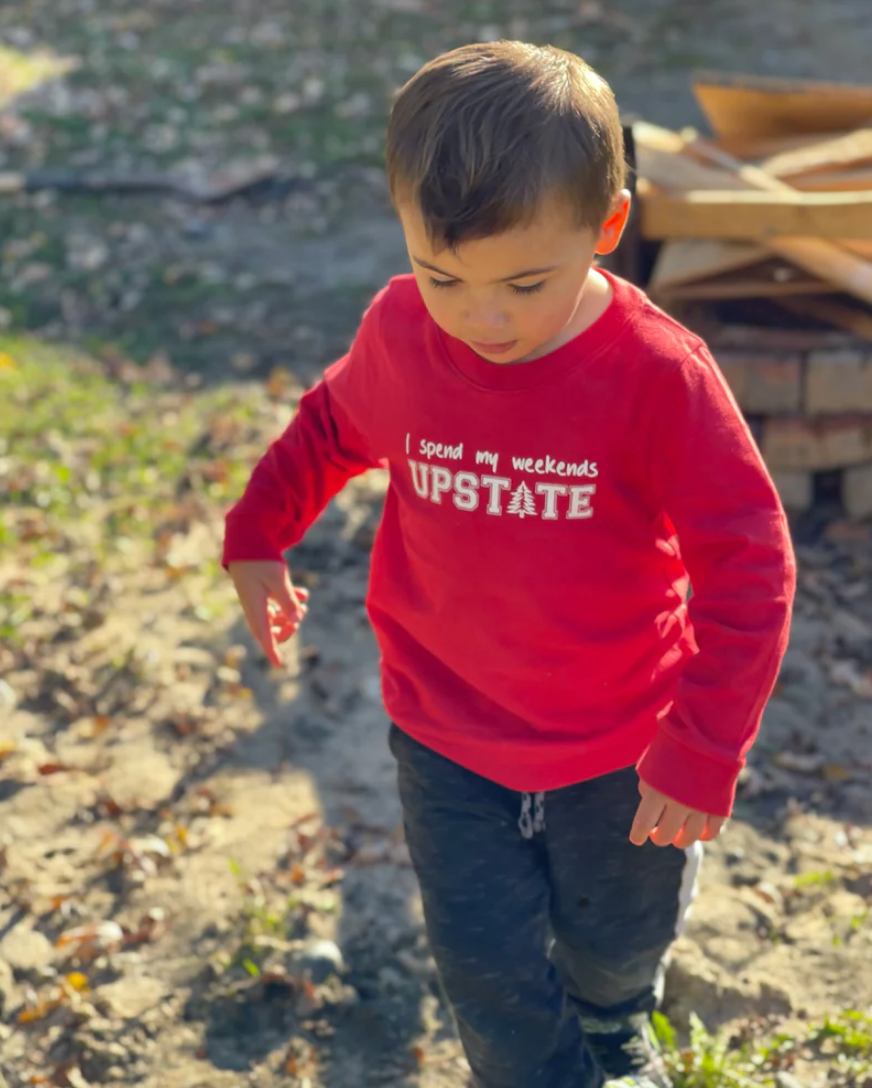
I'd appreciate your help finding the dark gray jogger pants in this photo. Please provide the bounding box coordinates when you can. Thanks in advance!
[390,724,702,1088]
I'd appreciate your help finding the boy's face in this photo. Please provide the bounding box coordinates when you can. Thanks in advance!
[398,194,629,364]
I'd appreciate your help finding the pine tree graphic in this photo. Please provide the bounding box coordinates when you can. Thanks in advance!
[507,481,537,518]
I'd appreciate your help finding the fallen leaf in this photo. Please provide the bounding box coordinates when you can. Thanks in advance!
[0,740,17,762]
[38,762,74,776]
[56,920,124,957]
[18,996,63,1024]
[124,906,169,947]
[63,972,90,993]
[128,835,172,859]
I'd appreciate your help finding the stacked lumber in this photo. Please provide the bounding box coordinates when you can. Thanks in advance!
[634,73,872,518]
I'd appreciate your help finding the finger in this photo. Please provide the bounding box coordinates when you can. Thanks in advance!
[649,803,691,847]
[701,816,726,841]
[629,791,666,846]
[271,617,302,643]
[673,812,708,850]
[240,594,283,667]
[271,568,305,620]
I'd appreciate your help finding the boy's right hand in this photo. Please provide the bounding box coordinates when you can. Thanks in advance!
[227,560,309,668]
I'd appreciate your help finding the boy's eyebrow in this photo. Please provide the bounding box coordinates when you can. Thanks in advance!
[412,256,559,281]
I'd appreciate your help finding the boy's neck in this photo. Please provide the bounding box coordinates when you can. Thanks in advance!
[513,268,613,364]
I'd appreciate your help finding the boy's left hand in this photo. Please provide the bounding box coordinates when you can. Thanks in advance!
[630,781,725,848]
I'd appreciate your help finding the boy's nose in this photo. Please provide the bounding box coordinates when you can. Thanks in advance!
[464,305,509,334]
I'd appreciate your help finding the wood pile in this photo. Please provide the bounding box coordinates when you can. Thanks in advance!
[634,73,872,518]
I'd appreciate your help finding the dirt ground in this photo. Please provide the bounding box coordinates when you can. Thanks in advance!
[3,2,872,1086]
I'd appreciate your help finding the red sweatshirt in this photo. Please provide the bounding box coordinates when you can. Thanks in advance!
[223,271,796,817]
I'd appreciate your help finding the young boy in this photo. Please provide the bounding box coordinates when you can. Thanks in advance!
[223,41,796,1088]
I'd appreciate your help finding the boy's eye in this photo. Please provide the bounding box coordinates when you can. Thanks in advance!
[427,276,546,294]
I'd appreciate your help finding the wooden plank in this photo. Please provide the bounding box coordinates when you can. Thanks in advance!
[633,124,872,307]
[648,239,766,291]
[786,165,872,192]
[658,276,832,302]
[760,127,872,180]
[635,147,747,192]
[841,240,872,259]
[715,133,832,161]
[775,296,872,344]
[693,72,872,139]
[639,189,872,242]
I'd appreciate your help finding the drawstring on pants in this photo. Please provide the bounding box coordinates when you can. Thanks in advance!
[519,791,546,839]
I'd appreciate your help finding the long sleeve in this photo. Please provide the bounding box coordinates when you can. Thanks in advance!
[636,346,797,817]
[222,294,385,566]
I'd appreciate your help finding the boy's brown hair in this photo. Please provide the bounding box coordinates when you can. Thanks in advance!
[386,41,626,249]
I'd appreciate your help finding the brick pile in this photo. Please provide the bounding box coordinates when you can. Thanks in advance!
[706,325,872,517]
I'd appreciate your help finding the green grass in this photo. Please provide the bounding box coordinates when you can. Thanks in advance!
[0,335,267,646]
[654,1009,872,1088]
[793,870,835,889]
[225,859,303,977]
[0,334,257,541]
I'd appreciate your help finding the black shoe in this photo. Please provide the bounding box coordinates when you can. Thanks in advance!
[583,1015,672,1088]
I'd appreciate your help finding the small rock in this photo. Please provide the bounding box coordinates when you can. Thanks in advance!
[832,609,872,651]
[0,926,55,975]
[96,975,169,1019]
[772,751,825,775]
[294,939,344,983]
[829,659,872,698]
[775,1072,804,1088]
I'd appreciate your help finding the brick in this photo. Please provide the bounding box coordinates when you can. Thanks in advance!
[843,463,872,519]
[761,416,872,471]
[805,350,872,415]
[771,470,813,512]
[706,325,858,353]
[716,353,803,413]
[744,354,803,413]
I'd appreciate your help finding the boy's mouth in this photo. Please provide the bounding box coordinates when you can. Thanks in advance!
[469,339,518,356]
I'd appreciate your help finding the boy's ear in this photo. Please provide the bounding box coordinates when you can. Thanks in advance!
[594,191,632,256]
